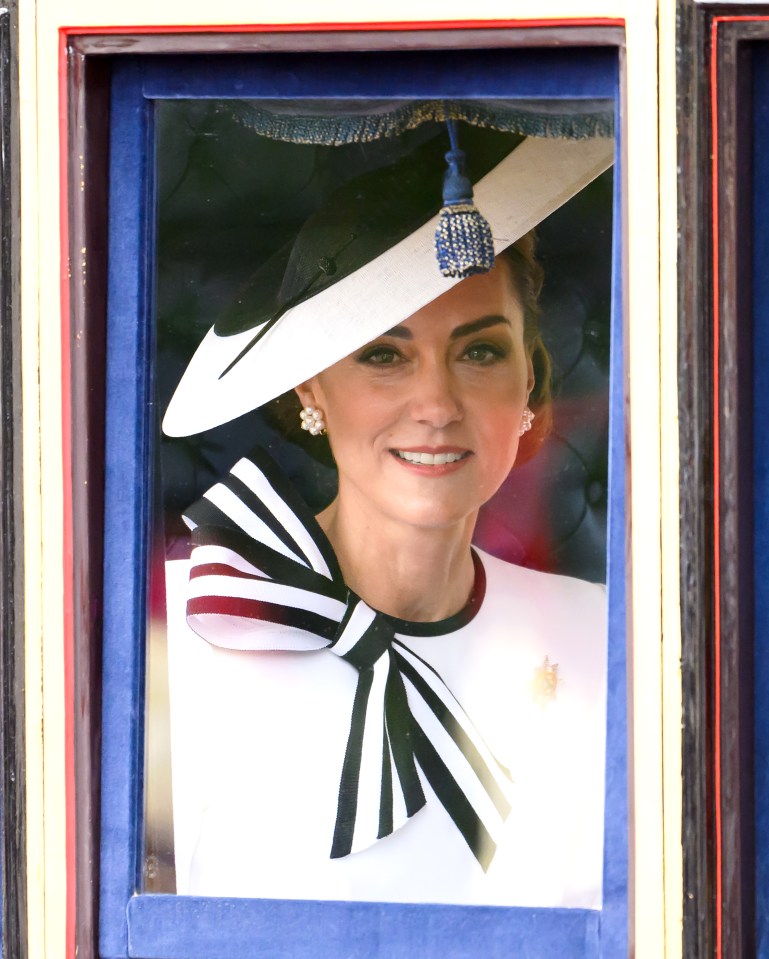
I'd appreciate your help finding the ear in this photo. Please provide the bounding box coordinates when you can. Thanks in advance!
[526,354,535,396]
[294,378,322,410]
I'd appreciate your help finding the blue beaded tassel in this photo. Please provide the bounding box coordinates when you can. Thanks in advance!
[434,119,496,278]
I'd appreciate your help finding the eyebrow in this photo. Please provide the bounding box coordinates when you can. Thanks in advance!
[382,315,511,341]
[450,315,511,340]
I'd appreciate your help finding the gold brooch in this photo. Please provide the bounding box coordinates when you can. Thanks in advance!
[531,656,560,707]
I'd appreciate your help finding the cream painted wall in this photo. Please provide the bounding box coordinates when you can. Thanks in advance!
[18,3,679,956]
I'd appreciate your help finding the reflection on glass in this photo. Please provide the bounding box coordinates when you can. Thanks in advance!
[144,99,614,905]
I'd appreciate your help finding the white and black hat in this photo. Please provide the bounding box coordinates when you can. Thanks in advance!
[162,121,613,438]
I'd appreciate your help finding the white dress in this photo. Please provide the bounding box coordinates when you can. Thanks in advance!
[166,546,607,909]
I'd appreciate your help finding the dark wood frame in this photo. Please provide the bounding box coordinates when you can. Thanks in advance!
[67,48,111,959]
[711,20,757,959]
[677,5,769,958]
[0,2,27,958]
[676,8,716,956]
[64,22,625,959]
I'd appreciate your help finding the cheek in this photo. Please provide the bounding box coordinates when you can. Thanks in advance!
[321,380,399,440]
[475,370,527,426]
[484,411,522,462]
[472,392,526,475]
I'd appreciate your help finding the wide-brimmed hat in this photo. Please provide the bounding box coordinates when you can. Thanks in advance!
[162,125,613,438]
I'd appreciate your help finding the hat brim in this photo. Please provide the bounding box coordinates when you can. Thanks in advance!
[162,135,614,438]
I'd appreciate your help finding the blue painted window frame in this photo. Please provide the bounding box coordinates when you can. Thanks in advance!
[99,46,627,959]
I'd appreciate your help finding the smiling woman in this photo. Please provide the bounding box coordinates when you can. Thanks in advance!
[159,108,613,907]
[297,262,534,622]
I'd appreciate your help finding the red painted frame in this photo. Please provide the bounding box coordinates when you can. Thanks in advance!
[60,18,623,34]
[711,21,723,955]
[57,26,77,958]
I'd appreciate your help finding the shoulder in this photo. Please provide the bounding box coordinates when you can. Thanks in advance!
[475,547,606,609]
[471,548,607,666]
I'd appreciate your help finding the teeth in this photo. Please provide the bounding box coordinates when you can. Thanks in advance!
[395,450,467,465]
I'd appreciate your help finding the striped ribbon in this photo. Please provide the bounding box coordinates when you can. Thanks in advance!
[182,450,514,869]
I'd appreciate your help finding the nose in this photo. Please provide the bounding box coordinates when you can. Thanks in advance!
[408,359,463,429]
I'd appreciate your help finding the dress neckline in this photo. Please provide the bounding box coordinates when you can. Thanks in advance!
[186,445,487,640]
[296,481,487,638]
[380,548,486,637]
[299,487,487,639]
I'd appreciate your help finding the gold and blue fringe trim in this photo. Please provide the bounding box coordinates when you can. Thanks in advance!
[222,99,614,146]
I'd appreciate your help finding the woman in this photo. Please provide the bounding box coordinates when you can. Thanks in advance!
[163,124,612,908]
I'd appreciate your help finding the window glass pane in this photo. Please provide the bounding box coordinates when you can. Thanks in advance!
[144,96,614,908]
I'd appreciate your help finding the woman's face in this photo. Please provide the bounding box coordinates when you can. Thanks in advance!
[296,261,535,532]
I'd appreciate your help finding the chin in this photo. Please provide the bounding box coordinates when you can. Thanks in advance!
[384,497,479,532]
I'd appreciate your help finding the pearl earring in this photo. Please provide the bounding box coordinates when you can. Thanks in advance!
[518,407,534,437]
[300,406,326,436]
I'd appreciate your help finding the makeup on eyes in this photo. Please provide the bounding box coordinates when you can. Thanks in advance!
[356,318,514,368]
[356,344,403,365]
[460,341,509,363]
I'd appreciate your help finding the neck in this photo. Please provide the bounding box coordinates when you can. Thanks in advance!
[316,486,477,622]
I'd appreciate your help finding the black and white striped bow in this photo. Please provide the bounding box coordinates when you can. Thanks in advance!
[182,450,514,869]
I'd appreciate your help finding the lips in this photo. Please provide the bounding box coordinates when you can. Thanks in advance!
[393,449,471,465]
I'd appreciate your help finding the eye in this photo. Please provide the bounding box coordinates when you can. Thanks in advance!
[356,345,402,366]
[461,342,507,364]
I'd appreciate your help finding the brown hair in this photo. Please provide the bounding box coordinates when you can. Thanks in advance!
[497,231,553,466]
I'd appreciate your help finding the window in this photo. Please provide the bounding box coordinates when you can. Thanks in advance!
[91,37,627,959]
